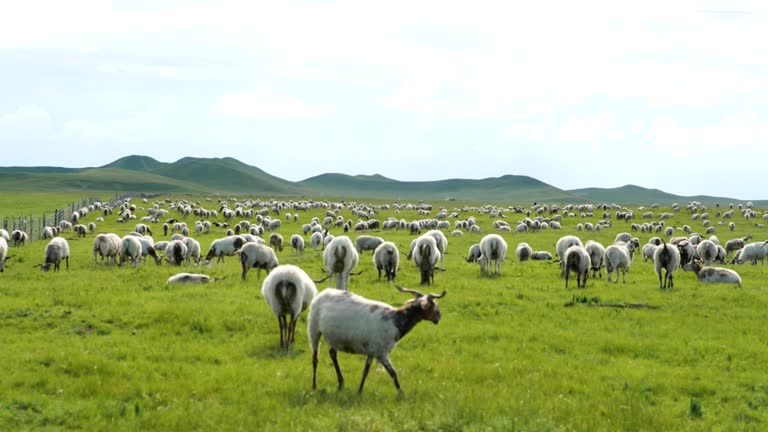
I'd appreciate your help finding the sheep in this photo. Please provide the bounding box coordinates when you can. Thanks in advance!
[683,259,742,288]
[373,241,400,282]
[642,243,659,262]
[166,273,214,285]
[268,219,282,231]
[137,235,162,265]
[165,239,188,266]
[696,240,718,265]
[134,223,153,236]
[425,230,448,270]
[604,243,631,283]
[555,235,583,260]
[290,234,305,255]
[93,233,121,266]
[515,242,533,261]
[184,237,202,265]
[37,237,70,272]
[725,235,752,256]
[477,234,507,277]
[118,235,143,267]
[321,236,360,290]
[308,285,445,397]
[465,244,482,263]
[584,240,605,278]
[0,237,11,272]
[262,264,318,349]
[237,242,280,280]
[269,233,284,252]
[0,229,9,242]
[354,235,385,255]
[733,241,768,265]
[531,251,553,260]
[562,245,590,289]
[11,230,28,246]
[676,240,695,265]
[654,241,680,289]
[74,224,88,238]
[412,234,441,285]
[310,231,324,251]
[205,235,247,263]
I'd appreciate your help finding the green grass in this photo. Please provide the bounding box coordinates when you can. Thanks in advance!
[1,197,767,431]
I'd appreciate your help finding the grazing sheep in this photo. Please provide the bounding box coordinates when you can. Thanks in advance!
[165,239,188,266]
[531,251,553,260]
[477,234,507,277]
[683,259,742,288]
[354,235,385,255]
[604,243,631,283]
[167,273,214,285]
[555,235,583,260]
[237,242,280,280]
[136,236,162,265]
[206,235,247,263]
[562,245,590,289]
[733,241,768,265]
[290,234,305,255]
[11,230,28,246]
[184,237,202,265]
[0,237,10,272]
[37,237,70,272]
[93,233,121,266]
[308,285,445,397]
[269,233,284,252]
[425,230,448,270]
[412,235,441,285]
[515,242,533,262]
[654,241,680,289]
[74,224,87,238]
[118,235,143,268]
[584,240,605,278]
[322,236,360,290]
[696,240,718,265]
[373,241,400,282]
[0,229,9,242]
[725,235,752,256]
[262,264,318,349]
[310,231,324,251]
[642,243,659,262]
[465,244,482,263]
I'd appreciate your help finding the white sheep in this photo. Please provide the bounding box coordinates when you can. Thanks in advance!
[37,237,70,272]
[184,237,202,265]
[93,233,121,266]
[119,235,143,268]
[354,235,385,255]
[515,242,533,262]
[373,241,400,282]
[11,230,28,246]
[425,230,448,270]
[166,273,214,285]
[0,237,10,272]
[696,240,718,265]
[262,264,318,349]
[477,234,507,277]
[308,285,445,397]
[562,245,590,288]
[137,235,162,265]
[733,241,768,265]
[555,235,583,260]
[290,234,305,255]
[412,234,441,285]
[604,243,631,283]
[584,240,605,278]
[310,231,324,251]
[654,241,680,289]
[465,244,482,263]
[531,251,553,260]
[321,236,360,290]
[0,229,9,242]
[683,259,742,288]
[205,236,247,263]
[237,242,280,280]
[269,233,284,252]
[165,239,188,266]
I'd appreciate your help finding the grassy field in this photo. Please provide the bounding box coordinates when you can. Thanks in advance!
[1,197,767,431]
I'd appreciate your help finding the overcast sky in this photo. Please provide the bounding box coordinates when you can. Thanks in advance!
[1,1,767,199]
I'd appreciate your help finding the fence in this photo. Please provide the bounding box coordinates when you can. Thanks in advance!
[1,193,135,241]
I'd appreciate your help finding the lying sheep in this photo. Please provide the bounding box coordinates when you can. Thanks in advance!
[683,259,742,288]
[237,242,279,280]
[308,285,445,397]
[166,273,214,285]
[37,237,70,272]
[373,241,400,282]
[531,251,553,260]
[262,264,317,349]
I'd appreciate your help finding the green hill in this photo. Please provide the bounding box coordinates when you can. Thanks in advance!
[101,155,166,171]
[567,184,767,207]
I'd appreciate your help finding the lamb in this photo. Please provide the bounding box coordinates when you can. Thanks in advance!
[515,242,533,261]
[93,233,121,266]
[166,273,214,285]
[321,236,360,290]
[412,234,441,285]
[237,242,280,280]
[477,234,507,277]
[555,235,583,260]
[354,235,385,255]
[733,241,768,265]
[0,237,11,272]
[269,233,284,252]
[205,235,247,263]
[165,239,188,266]
[562,245,590,289]
[654,241,680,289]
[308,285,446,397]
[683,259,742,288]
[37,237,70,272]
[74,224,88,238]
[531,251,553,260]
[584,240,605,278]
[261,264,318,349]
[696,239,718,265]
[604,243,631,283]
[465,244,482,263]
[290,234,305,255]
[119,235,145,267]
[373,241,400,282]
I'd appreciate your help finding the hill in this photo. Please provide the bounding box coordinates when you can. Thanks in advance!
[101,155,166,171]
[568,184,767,207]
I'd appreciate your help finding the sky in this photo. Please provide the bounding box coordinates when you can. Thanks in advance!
[1,0,767,199]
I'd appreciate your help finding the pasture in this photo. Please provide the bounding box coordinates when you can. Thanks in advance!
[1,196,767,431]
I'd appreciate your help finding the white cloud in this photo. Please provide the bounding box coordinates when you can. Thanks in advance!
[210,89,334,119]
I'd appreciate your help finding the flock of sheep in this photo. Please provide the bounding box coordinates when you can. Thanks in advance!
[1,196,766,395]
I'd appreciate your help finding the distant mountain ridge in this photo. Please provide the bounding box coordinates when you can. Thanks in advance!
[0,155,765,205]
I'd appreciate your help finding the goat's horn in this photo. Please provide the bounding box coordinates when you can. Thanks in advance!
[427,290,446,300]
[395,285,424,297]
